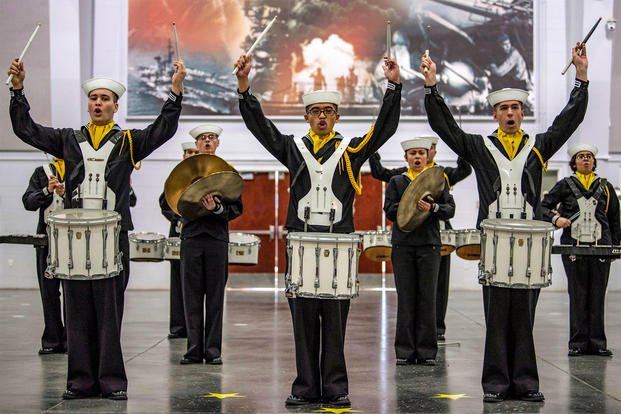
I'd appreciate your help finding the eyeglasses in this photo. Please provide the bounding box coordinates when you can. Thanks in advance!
[576,153,593,160]
[197,134,219,142]
[307,107,337,117]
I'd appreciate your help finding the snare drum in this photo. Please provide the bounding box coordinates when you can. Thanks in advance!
[164,237,181,260]
[479,219,554,289]
[455,229,481,260]
[361,230,391,262]
[129,232,166,262]
[440,229,456,256]
[285,232,360,299]
[228,233,260,265]
[46,209,121,280]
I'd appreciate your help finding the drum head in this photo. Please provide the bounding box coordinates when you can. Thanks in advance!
[440,245,455,256]
[47,208,120,225]
[229,233,260,245]
[456,244,480,260]
[364,246,392,262]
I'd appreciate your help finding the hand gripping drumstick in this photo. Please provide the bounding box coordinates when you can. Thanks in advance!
[232,15,278,75]
[561,17,601,75]
[6,23,41,85]
[172,22,180,61]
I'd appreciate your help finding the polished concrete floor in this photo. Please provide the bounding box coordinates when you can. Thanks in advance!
[1,279,621,413]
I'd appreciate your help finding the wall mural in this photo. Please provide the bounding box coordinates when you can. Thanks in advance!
[128,0,533,117]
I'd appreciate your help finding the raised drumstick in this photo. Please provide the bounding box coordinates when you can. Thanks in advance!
[6,23,41,85]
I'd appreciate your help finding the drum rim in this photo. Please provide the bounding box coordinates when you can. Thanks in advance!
[47,208,120,224]
[481,218,554,232]
[229,233,261,244]
[129,232,167,243]
[287,231,361,242]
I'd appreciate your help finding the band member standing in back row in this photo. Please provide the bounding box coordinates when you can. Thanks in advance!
[541,143,620,357]
[8,57,186,400]
[384,137,455,366]
[421,43,588,403]
[160,142,198,340]
[178,125,242,366]
[369,137,471,341]
[22,157,67,355]
[234,53,401,408]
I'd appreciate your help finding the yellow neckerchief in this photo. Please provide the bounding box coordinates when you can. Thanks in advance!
[88,121,115,150]
[309,129,336,154]
[497,128,523,160]
[575,171,596,190]
[52,159,65,181]
[427,161,452,188]
[407,164,432,181]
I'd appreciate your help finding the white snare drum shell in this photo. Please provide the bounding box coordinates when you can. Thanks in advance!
[361,230,392,262]
[228,233,261,265]
[46,208,122,280]
[164,237,181,260]
[129,232,166,262]
[286,232,361,299]
[479,219,554,289]
[440,229,457,256]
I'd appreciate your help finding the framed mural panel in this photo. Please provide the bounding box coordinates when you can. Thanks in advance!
[128,0,533,118]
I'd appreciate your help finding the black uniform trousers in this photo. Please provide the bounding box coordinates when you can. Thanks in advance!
[392,244,440,361]
[169,259,186,336]
[181,234,228,361]
[436,254,450,336]
[562,255,610,351]
[121,234,130,291]
[62,232,128,395]
[35,245,66,351]
[482,285,540,396]
[288,297,350,400]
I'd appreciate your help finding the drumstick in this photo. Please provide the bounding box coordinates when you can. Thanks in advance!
[232,15,278,75]
[172,22,180,61]
[6,23,41,85]
[423,49,429,74]
[386,20,391,59]
[561,17,601,75]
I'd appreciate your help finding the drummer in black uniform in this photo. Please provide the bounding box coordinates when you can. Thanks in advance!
[541,143,620,357]
[159,142,198,340]
[420,43,588,402]
[178,125,243,366]
[22,157,66,355]
[369,137,471,341]
[8,57,186,400]
[384,137,455,366]
[234,53,401,408]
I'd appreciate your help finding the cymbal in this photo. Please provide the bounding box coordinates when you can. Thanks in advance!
[177,171,243,219]
[396,167,445,232]
[164,154,240,218]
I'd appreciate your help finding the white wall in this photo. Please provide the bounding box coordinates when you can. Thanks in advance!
[1,0,619,291]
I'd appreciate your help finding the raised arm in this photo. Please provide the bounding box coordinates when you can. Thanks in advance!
[369,153,406,183]
[443,157,472,187]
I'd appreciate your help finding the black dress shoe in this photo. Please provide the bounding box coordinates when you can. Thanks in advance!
[285,394,311,406]
[104,390,128,400]
[62,390,91,400]
[39,347,66,355]
[519,391,545,402]
[179,357,202,365]
[206,356,222,365]
[418,358,436,366]
[483,392,505,403]
[167,333,186,339]
[568,348,584,356]
[324,395,351,407]
[592,348,613,356]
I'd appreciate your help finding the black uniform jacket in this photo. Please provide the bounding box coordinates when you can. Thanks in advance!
[424,81,588,226]
[541,175,621,245]
[384,172,455,246]
[180,195,242,243]
[159,192,181,237]
[238,82,401,233]
[22,163,61,234]
[10,88,182,231]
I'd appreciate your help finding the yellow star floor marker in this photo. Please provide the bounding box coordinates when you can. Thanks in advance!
[202,392,244,399]
[432,393,470,400]
[313,408,362,414]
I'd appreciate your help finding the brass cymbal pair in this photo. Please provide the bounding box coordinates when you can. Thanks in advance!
[164,154,243,220]
[396,167,445,232]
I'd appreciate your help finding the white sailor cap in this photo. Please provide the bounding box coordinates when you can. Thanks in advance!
[81,78,126,98]
[487,88,528,107]
[189,124,223,139]
[568,143,598,158]
[302,90,342,107]
[401,137,433,151]
[181,142,197,151]
[425,135,439,145]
